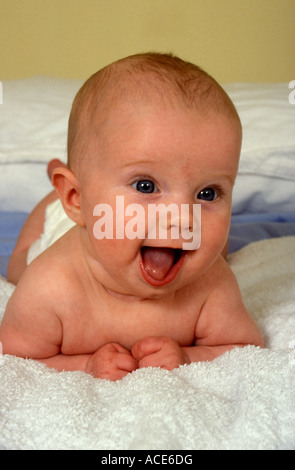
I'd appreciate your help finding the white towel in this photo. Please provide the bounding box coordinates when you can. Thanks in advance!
[1,237,295,450]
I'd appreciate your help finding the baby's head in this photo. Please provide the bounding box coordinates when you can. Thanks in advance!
[53,53,242,296]
[66,52,241,175]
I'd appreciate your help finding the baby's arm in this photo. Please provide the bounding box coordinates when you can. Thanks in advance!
[0,293,136,381]
[133,263,263,369]
[0,263,137,381]
[188,265,264,361]
[0,266,79,371]
[38,343,137,381]
[0,264,62,358]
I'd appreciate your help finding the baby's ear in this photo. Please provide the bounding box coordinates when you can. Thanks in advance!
[51,167,85,226]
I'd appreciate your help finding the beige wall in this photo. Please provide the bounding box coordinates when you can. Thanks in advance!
[1,0,294,83]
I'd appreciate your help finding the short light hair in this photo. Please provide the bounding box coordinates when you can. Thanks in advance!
[67,52,240,171]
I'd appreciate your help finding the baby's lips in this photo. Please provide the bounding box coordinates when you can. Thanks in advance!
[139,246,188,286]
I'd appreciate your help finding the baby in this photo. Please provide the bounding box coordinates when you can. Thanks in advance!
[0,53,264,381]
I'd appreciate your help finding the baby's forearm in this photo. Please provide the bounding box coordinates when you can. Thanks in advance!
[37,353,91,373]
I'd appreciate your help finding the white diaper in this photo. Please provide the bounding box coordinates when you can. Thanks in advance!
[27,199,76,264]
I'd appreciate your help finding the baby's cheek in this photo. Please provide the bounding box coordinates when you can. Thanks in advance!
[91,236,140,267]
[202,212,230,251]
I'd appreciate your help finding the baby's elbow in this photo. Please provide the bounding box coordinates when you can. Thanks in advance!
[256,337,265,349]
[248,328,265,349]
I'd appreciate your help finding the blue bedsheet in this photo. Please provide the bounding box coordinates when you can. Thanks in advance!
[1,210,295,278]
[229,212,295,253]
[0,212,28,277]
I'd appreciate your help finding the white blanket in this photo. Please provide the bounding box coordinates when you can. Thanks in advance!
[1,237,295,450]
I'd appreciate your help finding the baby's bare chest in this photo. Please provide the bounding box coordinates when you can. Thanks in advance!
[60,291,202,355]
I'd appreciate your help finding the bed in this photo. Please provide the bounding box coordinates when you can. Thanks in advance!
[0,78,295,450]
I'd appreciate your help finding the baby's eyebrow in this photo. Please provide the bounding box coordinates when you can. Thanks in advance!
[119,160,162,175]
[179,169,234,188]
[215,174,235,185]
[120,158,161,168]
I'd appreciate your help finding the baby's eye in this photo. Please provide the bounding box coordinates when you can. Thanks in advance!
[132,179,158,194]
[197,187,218,201]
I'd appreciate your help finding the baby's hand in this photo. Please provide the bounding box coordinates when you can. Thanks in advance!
[85,343,138,381]
[132,336,190,371]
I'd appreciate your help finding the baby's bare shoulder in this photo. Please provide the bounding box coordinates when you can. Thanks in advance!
[0,230,93,356]
[189,255,238,300]
[1,250,65,356]
[208,254,239,286]
[16,231,85,311]
[194,255,262,345]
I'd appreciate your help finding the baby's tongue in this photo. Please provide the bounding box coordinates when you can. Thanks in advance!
[141,247,175,281]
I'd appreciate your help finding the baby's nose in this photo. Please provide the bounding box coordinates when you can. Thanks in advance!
[146,202,201,248]
[168,204,201,250]
[158,205,195,233]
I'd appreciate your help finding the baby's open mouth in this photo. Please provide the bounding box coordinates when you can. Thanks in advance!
[140,246,187,286]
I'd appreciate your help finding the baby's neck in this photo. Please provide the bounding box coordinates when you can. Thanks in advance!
[102,284,148,303]
[79,231,145,302]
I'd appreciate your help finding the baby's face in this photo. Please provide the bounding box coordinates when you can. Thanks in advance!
[78,103,241,298]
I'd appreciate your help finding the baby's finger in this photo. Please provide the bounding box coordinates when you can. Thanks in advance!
[110,343,130,354]
[117,351,138,373]
[132,336,165,361]
[137,352,162,369]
